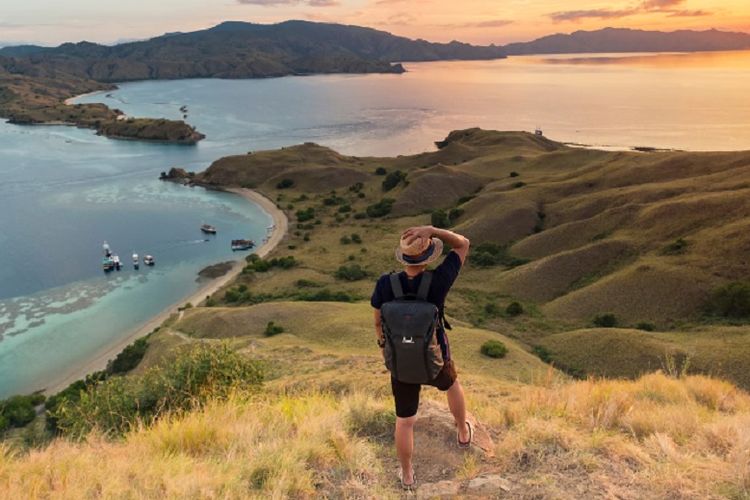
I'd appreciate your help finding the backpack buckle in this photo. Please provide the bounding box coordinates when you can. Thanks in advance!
[402,337,414,344]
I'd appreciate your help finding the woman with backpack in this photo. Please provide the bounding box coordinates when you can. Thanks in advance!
[370,225,472,490]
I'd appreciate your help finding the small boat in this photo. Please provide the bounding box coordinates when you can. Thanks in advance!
[201,224,217,234]
[103,256,115,272]
[132,253,139,270]
[112,255,121,271]
[103,241,111,258]
[535,127,544,137]
[143,255,155,266]
[231,239,255,251]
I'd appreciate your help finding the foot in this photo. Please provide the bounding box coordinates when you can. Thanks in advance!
[457,421,473,448]
[399,468,416,490]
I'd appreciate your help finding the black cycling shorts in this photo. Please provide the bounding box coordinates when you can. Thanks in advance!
[391,360,457,418]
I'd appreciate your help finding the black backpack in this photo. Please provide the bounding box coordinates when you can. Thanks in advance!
[380,272,445,384]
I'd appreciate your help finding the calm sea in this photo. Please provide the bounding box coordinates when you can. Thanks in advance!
[1,51,749,397]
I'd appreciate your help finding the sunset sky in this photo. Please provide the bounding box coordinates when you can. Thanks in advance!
[1,0,749,46]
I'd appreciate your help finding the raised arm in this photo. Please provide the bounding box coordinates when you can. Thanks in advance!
[402,225,471,264]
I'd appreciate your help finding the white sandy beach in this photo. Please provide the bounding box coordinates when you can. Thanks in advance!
[44,188,287,395]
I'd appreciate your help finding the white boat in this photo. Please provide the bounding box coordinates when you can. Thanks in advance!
[112,255,121,270]
[103,241,111,257]
[143,255,155,266]
[132,253,139,269]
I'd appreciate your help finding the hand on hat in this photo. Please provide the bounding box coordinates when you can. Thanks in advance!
[402,225,434,245]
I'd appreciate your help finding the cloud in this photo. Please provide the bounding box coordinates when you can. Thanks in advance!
[237,0,339,6]
[465,19,514,28]
[550,0,713,22]
[549,8,637,22]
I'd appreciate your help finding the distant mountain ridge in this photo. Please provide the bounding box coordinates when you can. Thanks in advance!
[505,27,750,55]
[0,21,508,82]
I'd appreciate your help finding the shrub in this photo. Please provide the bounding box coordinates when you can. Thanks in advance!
[512,181,526,189]
[705,281,750,319]
[351,233,362,244]
[593,313,618,328]
[509,171,520,177]
[340,235,352,244]
[484,303,501,316]
[471,243,528,268]
[353,212,367,219]
[431,209,450,228]
[349,182,364,192]
[366,198,394,218]
[448,208,464,221]
[382,170,406,192]
[480,340,508,359]
[51,343,263,438]
[276,178,294,189]
[335,264,368,281]
[106,337,149,375]
[532,345,553,363]
[636,322,656,331]
[296,279,322,288]
[1,395,37,428]
[506,301,524,316]
[662,238,688,255]
[0,414,8,433]
[264,321,284,337]
[338,204,352,213]
[295,289,357,302]
[374,167,387,176]
[457,195,475,205]
[295,207,315,222]
[323,195,345,206]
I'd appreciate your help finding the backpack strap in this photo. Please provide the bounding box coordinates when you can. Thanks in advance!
[416,271,433,300]
[389,273,405,299]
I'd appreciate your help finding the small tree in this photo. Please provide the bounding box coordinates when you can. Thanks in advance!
[506,302,524,316]
[264,322,284,337]
[480,340,508,359]
[593,313,618,328]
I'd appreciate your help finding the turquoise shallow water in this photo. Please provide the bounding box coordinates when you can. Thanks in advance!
[2,53,750,397]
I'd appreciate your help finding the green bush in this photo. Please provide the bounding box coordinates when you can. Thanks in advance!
[382,171,406,192]
[340,235,352,244]
[662,238,688,255]
[349,182,364,192]
[323,195,345,206]
[705,281,750,319]
[512,181,526,189]
[366,198,394,218]
[51,344,263,438]
[295,289,357,302]
[264,321,284,337]
[0,414,8,433]
[295,207,316,222]
[1,395,38,428]
[335,264,368,281]
[338,204,352,213]
[471,243,528,268]
[480,340,508,359]
[296,279,322,288]
[509,171,520,178]
[532,345,553,363]
[106,337,149,375]
[593,313,618,328]
[484,303,501,316]
[506,301,524,316]
[350,233,362,244]
[276,178,294,189]
[431,209,450,228]
[374,167,387,176]
[636,322,656,332]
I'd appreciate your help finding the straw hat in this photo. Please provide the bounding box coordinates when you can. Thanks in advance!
[395,234,444,266]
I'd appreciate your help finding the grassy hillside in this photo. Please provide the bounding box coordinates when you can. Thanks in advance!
[191,128,750,388]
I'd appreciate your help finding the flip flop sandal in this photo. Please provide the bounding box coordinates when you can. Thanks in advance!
[398,469,417,491]
[457,420,473,449]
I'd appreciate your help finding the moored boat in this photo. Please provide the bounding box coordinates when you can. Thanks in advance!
[133,253,139,269]
[112,255,121,270]
[201,223,217,234]
[231,239,255,251]
[144,255,155,266]
[103,256,115,272]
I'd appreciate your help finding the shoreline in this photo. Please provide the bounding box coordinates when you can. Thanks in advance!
[63,90,108,106]
[43,187,287,395]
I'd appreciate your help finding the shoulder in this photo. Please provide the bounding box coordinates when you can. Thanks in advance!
[435,251,462,274]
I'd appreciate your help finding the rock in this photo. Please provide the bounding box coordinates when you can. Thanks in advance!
[417,480,460,499]
[467,474,512,495]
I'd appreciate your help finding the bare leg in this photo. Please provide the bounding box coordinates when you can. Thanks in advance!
[447,380,470,442]
[395,415,417,484]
